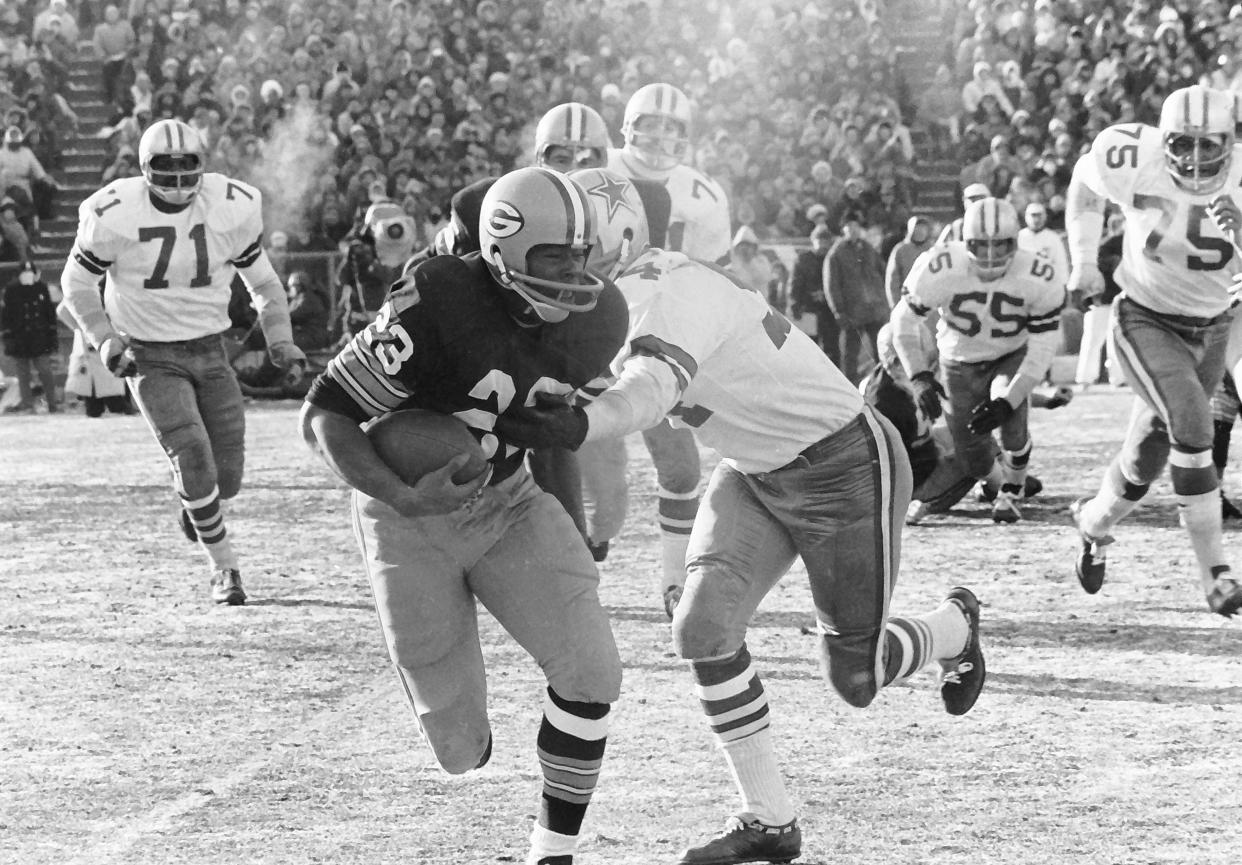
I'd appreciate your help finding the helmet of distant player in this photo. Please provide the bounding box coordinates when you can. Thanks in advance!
[534,102,611,173]
[138,119,205,205]
[478,167,605,324]
[962,197,1019,281]
[569,167,650,281]
[363,200,417,268]
[1158,84,1235,195]
[621,82,692,172]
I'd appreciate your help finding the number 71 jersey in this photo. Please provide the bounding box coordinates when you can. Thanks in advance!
[70,173,266,341]
[901,243,1064,363]
[1077,122,1242,318]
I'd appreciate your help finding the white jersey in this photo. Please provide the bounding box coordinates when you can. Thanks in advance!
[1075,122,1242,318]
[608,148,731,262]
[69,173,266,341]
[1016,226,1069,288]
[898,242,1065,364]
[613,248,864,473]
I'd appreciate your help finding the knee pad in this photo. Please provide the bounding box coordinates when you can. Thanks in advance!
[546,649,623,705]
[163,423,217,498]
[818,632,880,709]
[416,706,492,775]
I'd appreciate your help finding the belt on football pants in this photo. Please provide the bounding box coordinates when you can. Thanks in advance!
[1122,296,1232,329]
[129,331,227,348]
[773,410,868,472]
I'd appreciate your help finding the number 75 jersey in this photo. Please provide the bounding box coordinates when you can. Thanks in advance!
[1076,122,1242,318]
[70,173,266,341]
[901,242,1064,363]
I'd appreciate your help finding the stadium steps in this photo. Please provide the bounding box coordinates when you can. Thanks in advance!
[38,42,110,274]
[890,0,960,225]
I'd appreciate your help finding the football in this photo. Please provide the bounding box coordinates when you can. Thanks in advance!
[366,409,489,486]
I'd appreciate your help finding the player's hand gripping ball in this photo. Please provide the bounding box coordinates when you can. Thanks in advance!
[366,409,490,486]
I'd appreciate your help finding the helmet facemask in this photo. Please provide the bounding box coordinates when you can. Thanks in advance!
[966,237,1017,280]
[146,152,203,205]
[494,242,603,324]
[1163,132,1232,194]
[624,114,689,171]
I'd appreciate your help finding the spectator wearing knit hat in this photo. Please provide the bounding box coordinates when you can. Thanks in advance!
[824,209,888,384]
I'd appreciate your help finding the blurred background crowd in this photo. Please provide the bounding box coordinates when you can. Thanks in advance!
[2,0,1240,407]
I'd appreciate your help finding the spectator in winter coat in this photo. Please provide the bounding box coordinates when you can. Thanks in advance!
[726,224,774,300]
[0,261,60,413]
[790,223,840,365]
[885,216,934,308]
[824,210,889,383]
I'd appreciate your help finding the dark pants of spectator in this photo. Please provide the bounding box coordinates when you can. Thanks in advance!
[817,311,842,368]
[84,393,136,417]
[12,353,58,410]
[102,58,127,106]
[839,323,884,385]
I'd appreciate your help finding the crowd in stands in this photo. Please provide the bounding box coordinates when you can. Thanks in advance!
[931,0,1242,232]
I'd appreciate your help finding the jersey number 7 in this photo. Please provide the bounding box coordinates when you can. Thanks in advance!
[1131,195,1233,271]
[139,224,211,288]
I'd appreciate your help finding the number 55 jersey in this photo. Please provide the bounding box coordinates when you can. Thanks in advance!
[897,242,1064,365]
[1075,122,1242,318]
[69,173,267,342]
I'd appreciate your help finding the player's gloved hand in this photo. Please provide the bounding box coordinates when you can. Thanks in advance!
[1067,264,1104,311]
[1209,195,1242,235]
[495,402,589,450]
[268,340,307,386]
[909,371,946,421]
[967,397,1015,434]
[100,333,137,377]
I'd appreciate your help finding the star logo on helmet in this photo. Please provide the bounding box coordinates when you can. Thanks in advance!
[586,174,634,221]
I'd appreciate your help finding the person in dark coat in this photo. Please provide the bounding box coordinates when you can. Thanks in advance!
[789,223,840,365]
[823,210,890,383]
[0,260,60,412]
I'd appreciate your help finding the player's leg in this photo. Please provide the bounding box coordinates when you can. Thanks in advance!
[1076,303,1110,386]
[672,461,802,864]
[351,491,495,775]
[576,435,629,561]
[991,352,1032,522]
[942,358,1006,497]
[468,471,622,865]
[641,419,701,618]
[127,339,242,602]
[763,408,979,712]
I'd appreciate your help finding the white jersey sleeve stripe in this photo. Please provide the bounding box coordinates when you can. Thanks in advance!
[629,333,697,389]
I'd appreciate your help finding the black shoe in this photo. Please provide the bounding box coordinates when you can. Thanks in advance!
[976,482,998,503]
[1023,475,1043,500]
[1222,492,1242,521]
[587,539,609,562]
[939,587,985,716]
[533,857,572,865]
[179,508,198,543]
[210,568,246,605]
[663,584,683,620]
[1070,498,1111,594]
[676,816,801,865]
[1207,570,1242,617]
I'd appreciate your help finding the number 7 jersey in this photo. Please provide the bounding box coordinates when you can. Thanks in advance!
[1076,122,1242,318]
[69,174,266,341]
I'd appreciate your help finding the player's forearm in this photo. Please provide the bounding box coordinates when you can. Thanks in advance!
[241,253,294,346]
[1003,331,1060,406]
[299,403,411,507]
[61,256,114,347]
[1066,159,1105,267]
[890,301,934,378]
[583,356,681,442]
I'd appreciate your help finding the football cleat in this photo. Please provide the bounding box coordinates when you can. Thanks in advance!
[939,587,985,716]
[587,539,610,562]
[1222,492,1242,521]
[663,585,683,620]
[978,475,1043,502]
[905,499,930,526]
[1069,498,1113,594]
[210,568,246,605]
[532,857,572,865]
[1207,570,1242,617]
[676,815,801,865]
[991,491,1021,523]
[179,507,198,543]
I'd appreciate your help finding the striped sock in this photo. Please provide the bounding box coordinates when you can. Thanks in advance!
[1001,438,1032,494]
[181,486,237,570]
[692,644,794,825]
[658,485,698,594]
[883,603,967,685]
[535,688,609,842]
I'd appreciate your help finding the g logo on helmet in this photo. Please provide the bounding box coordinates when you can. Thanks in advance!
[487,201,524,238]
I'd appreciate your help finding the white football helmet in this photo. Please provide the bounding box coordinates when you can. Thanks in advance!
[363,200,417,268]
[138,119,205,205]
[962,197,1019,281]
[479,167,605,324]
[534,102,611,173]
[1158,85,1235,194]
[569,167,649,281]
[621,82,692,172]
